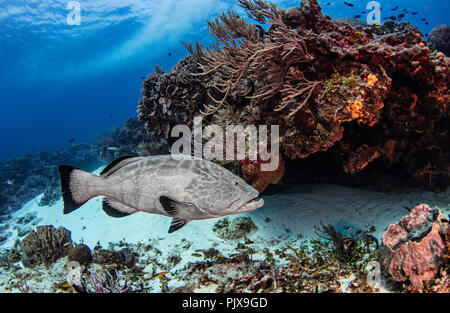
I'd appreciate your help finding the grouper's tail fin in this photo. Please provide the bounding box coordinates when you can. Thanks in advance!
[58,165,99,214]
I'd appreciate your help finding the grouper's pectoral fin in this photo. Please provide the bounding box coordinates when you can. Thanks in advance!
[159,196,192,233]
[169,219,189,234]
[102,197,139,218]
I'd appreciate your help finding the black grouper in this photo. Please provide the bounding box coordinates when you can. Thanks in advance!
[58,155,264,233]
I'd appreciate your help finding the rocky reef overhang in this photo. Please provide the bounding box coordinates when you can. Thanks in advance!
[137,0,449,193]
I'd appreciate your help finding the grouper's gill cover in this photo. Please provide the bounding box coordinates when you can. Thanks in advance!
[58,155,264,234]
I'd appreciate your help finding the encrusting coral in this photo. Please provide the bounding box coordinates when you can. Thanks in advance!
[138,0,449,192]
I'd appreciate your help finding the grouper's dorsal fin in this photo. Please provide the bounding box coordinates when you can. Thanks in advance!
[100,156,143,177]
[159,196,191,233]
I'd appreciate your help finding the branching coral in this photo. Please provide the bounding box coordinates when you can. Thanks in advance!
[190,0,319,117]
[314,223,358,263]
[86,269,130,293]
[314,223,378,263]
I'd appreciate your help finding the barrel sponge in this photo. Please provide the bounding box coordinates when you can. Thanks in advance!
[20,225,72,267]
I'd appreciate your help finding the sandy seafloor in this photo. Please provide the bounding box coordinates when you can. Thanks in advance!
[0,166,449,293]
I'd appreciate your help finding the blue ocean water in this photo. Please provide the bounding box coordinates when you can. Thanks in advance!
[0,0,448,161]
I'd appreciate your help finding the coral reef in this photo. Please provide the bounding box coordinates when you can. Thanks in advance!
[379,204,448,289]
[138,0,449,192]
[428,24,450,56]
[38,171,61,207]
[1,214,447,293]
[0,246,21,269]
[173,231,380,293]
[334,18,367,29]
[8,212,42,241]
[0,144,104,215]
[20,226,72,267]
[96,117,169,163]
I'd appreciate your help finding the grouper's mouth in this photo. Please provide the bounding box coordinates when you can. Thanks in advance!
[240,197,264,212]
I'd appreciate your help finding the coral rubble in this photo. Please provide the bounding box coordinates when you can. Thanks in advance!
[213,217,258,241]
[92,246,137,269]
[138,0,449,192]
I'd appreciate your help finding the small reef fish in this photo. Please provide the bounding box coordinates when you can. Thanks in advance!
[191,253,202,257]
[343,2,354,7]
[6,179,14,185]
[151,271,169,279]
[194,249,205,253]
[58,155,264,233]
